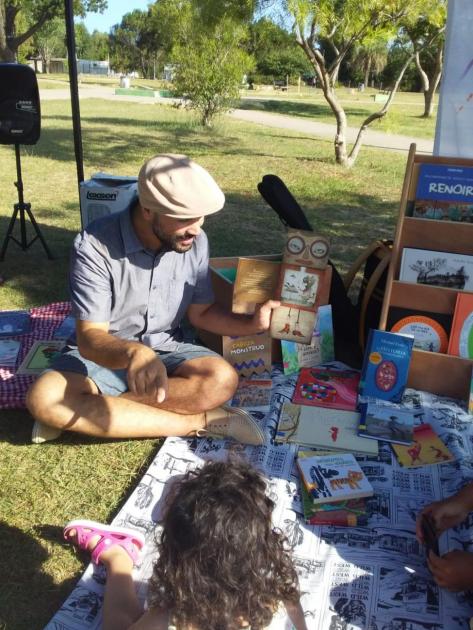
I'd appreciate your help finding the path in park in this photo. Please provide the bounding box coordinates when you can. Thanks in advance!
[40,84,434,154]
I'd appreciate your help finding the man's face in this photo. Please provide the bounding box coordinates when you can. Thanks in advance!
[151,214,204,253]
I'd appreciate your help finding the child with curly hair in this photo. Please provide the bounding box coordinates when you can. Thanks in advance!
[64,461,307,630]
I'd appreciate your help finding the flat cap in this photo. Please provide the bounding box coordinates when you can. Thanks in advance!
[138,153,225,218]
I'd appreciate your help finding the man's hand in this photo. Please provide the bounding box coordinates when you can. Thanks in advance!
[126,345,168,403]
[252,300,281,332]
[416,496,470,543]
[428,550,473,591]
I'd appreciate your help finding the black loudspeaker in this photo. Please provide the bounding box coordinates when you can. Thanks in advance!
[0,63,41,145]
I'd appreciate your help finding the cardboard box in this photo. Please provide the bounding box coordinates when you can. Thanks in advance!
[79,173,138,228]
[197,255,282,364]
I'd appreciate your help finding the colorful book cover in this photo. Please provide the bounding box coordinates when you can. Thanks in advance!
[222,332,272,378]
[392,424,455,468]
[399,247,473,292]
[411,199,473,223]
[281,305,334,375]
[297,453,374,505]
[292,366,360,411]
[447,292,473,358]
[16,340,65,375]
[387,306,451,354]
[283,229,330,269]
[0,339,22,366]
[232,258,280,315]
[53,314,76,340]
[231,379,272,407]
[358,400,415,445]
[0,310,31,337]
[274,402,378,455]
[469,367,473,415]
[415,163,473,204]
[359,330,414,403]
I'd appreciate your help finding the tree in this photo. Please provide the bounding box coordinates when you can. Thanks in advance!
[403,1,447,118]
[0,0,106,63]
[32,15,66,72]
[109,9,162,78]
[173,16,254,126]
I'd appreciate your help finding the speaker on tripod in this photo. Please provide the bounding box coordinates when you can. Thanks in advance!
[0,62,53,259]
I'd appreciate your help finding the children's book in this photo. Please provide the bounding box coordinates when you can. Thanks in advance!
[297,452,374,505]
[0,339,22,366]
[469,367,473,415]
[231,379,272,407]
[387,306,451,354]
[0,310,31,337]
[274,402,378,455]
[292,366,360,411]
[222,332,272,378]
[281,305,334,375]
[16,340,64,375]
[358,400,415,445]
[359,330,414,403]
[399,247,473,292]
[232,258,280,315]
[53,314,76,340]
[392,424,455,468]
[283,229,330,269]
[447,293,473,359]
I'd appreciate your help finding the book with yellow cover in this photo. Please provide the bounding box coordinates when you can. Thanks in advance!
[392,424,455,468]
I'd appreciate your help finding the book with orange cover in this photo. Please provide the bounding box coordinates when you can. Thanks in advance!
[447,292,473,359]
[392,424,455,468]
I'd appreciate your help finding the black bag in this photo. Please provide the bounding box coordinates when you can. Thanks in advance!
[257,174,362,367]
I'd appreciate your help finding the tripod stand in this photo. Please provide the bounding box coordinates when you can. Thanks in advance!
[0,144,53,260]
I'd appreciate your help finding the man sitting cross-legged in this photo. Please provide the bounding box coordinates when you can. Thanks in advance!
[26,154,278,445]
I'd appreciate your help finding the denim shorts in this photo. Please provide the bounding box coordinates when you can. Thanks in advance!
[49,342,220,396]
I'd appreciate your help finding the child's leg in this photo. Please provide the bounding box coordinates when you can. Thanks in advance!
[64,522,144,630]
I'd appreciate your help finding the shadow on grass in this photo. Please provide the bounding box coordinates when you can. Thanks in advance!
[238,98,371,119]
[0,521,79,630]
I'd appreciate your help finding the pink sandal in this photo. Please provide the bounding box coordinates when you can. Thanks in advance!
[63,519,145,566]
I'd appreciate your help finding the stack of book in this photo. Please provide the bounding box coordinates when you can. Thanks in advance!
[297,451,373,526]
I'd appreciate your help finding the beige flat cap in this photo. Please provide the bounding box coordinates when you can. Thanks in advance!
[138,154,225,218]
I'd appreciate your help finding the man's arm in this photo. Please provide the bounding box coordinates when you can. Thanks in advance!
[76,321,167,401]
[187,300,280,337]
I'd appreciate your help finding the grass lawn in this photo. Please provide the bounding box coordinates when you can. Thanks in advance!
[0,96,410,629]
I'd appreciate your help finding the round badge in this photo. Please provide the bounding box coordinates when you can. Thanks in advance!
[369,351,382,365]
[459,312,473,359]
[375,360,397,392]
[391,316,448,353]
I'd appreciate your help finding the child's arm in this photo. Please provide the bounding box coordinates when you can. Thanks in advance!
[284,599,308,630]
[416,481,473,543]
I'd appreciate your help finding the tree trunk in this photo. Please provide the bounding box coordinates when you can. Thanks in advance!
[0,1,14,61]
[422,46,443,118]
[364,56,372,90]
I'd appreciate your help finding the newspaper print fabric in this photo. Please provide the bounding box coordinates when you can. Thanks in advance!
[45,363,473,630]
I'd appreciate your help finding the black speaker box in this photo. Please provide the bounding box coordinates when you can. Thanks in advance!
[0,63,41,145]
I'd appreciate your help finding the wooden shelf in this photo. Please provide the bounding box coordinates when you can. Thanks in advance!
[380,144,473,402]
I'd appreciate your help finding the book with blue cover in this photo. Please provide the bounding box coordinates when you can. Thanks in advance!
[359,330,414,403]
[358,399,415,445]
[0,310,31,337]
[53,315,76,340]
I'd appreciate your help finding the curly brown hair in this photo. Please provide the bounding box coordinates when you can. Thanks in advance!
[149,460,300,630]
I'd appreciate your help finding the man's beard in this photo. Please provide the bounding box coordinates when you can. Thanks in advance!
[152,222,195,253]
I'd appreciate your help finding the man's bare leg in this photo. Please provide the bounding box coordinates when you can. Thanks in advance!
[26,356,238,439]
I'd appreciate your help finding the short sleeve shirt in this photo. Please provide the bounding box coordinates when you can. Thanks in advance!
[69,208,214,350]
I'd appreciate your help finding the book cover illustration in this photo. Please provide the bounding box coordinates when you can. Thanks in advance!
[231,379,272,408]
[392,424,455,468]
[16,340,65,375]
[469,367,473,415]
[283,228,330,269]
[0,339,22,366]
[292,366,360,411]
[222,332,271,378]
[447,292,473,358]
[399,247,473,291]
[281,305,334,375]
[412,199,473,222]
[232,258,280,315]
[358,400,415,445]
[53,315,76,340]
[270,266,332,344]
[359,330,414,403]
[387,306,451,354]
[0,310,31,337]
[297,453,374,505]
[274,402,378,455]
[415,163,473,205]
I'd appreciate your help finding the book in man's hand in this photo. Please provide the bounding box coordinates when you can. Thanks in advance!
[297,452,374,505]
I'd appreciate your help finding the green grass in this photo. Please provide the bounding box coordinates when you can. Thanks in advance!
[0,96,409,629]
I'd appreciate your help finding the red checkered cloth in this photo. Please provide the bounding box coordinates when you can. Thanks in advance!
[0,301,71,409]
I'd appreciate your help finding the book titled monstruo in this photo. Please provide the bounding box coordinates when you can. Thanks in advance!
[297,453,374,505]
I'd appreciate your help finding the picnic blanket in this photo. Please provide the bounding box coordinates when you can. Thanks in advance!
[46,364,473,630]
[0,302,71,409]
